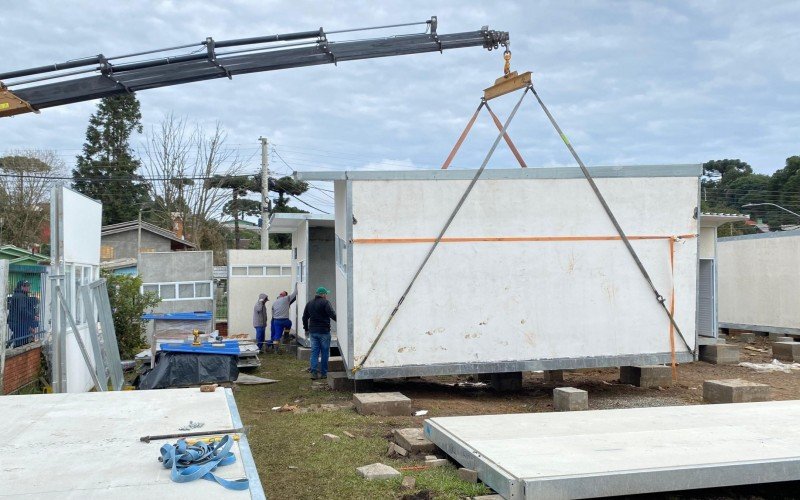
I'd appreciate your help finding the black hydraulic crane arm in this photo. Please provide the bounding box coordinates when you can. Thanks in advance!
[0,17,509,117]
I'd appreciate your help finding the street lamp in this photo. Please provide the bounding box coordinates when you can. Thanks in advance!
[742,203,800,220]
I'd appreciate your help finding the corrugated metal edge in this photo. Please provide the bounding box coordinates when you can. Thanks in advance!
[225,388,267,500]
[718,230,800,242]
[295,164,702,181]
[353,352,694,380]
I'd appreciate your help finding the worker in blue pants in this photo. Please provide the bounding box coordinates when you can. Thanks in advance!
[252,293,269,352]
[302,287,337,380]
[268,284,297,352]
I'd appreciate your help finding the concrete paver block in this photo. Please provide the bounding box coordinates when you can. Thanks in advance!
[401,476,416,490]
[327,371,354,391]
[356,462,401,480]
[490,372,522,392]
[458,467,479,483]
[699,344,740,364]
[703,379,771,404]
[392,443,408,457]
[620,365,672,388]
[353,392,412,416]
[328,356,345,372]
[393,428,438,454]
[774,336,794,343]
[553,387,588,411]
[772,342,800,362]
[297,347,312,361]
[425,458,449,467]
[733,331,756,343]
[543,370,564,382]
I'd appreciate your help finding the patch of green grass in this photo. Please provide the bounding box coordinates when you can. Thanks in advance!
[234,353,492,499]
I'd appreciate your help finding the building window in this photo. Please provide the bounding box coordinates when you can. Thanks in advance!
[230,265,292,278]
[335,235,347,273]
[142,281,214,301]
[100,245,115,260]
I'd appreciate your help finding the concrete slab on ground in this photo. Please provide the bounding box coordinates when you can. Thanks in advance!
[353,392,412,416]
[699,344,740,364]
[424,401,800,499]
[356,463,401,480]
[0,388,264,499]
[394,428,437,454]
[703,379,771,403]
[772,342,800,362]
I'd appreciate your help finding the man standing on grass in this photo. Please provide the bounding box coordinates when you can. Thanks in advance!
[268,283,297,352]
[252,293,269,352]
[302,286,336,380]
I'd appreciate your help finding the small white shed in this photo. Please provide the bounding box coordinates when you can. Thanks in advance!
[718,230,800,336]
[226,249,292,338]
[268,213,337,346]
[696,213,749,339]
[296,165,703,380]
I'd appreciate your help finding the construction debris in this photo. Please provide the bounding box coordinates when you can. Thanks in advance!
[356,463,401,481]
[323,433,340,441]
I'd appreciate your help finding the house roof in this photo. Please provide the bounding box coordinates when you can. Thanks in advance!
[268,213,334,233]
[0,245,49,265]
[99,257,138,270]
[699,213,749,228]
[101,221,197,249]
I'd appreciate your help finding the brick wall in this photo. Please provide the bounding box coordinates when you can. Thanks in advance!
[216,321,228,337]
[3,342,42,394]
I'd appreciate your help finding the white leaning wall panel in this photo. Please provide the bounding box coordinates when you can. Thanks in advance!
[334,180,350,362]
[350,176,698,370]
[718,233,800,331]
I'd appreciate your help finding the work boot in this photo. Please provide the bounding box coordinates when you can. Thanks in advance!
[310,371,319,380]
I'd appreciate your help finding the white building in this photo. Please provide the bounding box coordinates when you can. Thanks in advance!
[296,165,703,380]
[226,249,292,338]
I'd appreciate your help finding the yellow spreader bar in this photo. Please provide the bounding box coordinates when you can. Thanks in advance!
[483,71,532,101]
[0,87,37,117]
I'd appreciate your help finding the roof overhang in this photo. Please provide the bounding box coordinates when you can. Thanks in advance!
[294,164,702,182]
[700,213,749,228]
[268,213,335,233]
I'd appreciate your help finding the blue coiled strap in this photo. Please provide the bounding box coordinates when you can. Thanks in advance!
[159,435,249,491]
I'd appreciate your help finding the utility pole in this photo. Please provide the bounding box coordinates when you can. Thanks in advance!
[260,136,270,250]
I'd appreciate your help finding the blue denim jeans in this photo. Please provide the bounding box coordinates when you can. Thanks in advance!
[309,332,331,376]
[270,318,292,345]
[254,326,266,350]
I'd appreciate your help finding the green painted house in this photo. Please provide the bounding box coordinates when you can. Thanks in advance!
[0,245,48,266]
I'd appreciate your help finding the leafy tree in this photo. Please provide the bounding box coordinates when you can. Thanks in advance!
[72,94,149,225]
[212,175,259,249]
[0,150,64,250]
[103,271,160,359]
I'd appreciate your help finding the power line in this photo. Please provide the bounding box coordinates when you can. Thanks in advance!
[289,194,330,214]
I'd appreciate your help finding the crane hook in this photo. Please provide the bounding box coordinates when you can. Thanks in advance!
[503,43,512,76]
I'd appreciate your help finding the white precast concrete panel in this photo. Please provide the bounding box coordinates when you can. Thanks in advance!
[334,180,350,361]
[61,187,101,265]
[350,176,698,370]
[718,232,800,332]
[227,250,292,337]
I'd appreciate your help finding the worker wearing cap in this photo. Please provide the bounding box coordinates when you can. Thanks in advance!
[7,280,36,348]
[302,286,337,380]
[252,293,269,352]
[268,283,297,352]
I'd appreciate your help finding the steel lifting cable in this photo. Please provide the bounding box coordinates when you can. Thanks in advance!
[528,84,694,355]
[353,86,531,372]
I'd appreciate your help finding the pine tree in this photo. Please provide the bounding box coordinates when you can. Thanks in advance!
[72,94,149,225]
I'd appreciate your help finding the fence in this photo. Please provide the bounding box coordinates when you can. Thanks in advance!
[4,264,48,349]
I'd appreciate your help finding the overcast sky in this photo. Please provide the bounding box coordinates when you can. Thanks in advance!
[2,0,798,213]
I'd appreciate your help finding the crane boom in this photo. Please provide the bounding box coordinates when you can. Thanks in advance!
[0,17,509,117]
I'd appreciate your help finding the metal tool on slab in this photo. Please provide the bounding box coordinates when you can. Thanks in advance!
[140,427,244,443]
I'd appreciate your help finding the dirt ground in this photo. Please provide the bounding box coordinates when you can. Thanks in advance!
[235,334,800,499]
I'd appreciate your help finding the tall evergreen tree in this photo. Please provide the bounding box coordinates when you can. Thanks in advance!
[72,94,149,225]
